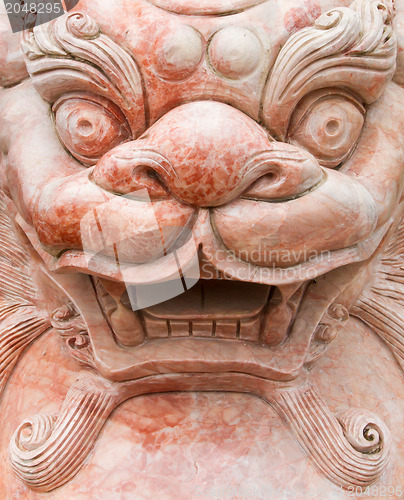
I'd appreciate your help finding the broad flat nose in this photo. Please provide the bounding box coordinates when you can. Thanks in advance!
[92,101,322,206]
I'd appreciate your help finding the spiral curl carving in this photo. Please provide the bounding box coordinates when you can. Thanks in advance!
[66,13,100,39]
[12,415,56,452]
[315,9,346,29]
[271,386,392,489]
[9,376,120,492]
[336,408,390,454]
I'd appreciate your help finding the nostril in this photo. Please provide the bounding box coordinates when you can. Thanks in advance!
[129,165,169,198]
[132,165,156,180]
[145,168,158,180]
[263,172,276,182]
[243,171,281,199]
[250,171,278,188]
[241,147,323,201]
[92,147,174,198]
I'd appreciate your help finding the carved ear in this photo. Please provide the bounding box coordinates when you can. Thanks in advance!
[262,0,397,140]
[21,12,146,139]
[351,203,404,371]
[0,191,51,398]
[0,13,28,87]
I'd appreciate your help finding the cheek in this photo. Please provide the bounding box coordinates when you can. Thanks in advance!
[0,84,86,222]
[33,176,195,264]
[212,171,377,267]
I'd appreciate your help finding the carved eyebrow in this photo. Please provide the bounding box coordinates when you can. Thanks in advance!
[261,0,397,140]
[21,12,146,139]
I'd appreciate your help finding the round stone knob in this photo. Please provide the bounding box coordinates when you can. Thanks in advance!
[208,27,262,79]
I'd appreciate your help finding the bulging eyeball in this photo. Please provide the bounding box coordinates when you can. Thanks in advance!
[54,95,131,166]
[288,90,365,168]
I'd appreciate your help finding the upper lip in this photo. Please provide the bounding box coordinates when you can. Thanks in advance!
[18,207,390,287]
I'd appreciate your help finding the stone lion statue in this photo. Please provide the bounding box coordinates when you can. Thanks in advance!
[0,0,403,497]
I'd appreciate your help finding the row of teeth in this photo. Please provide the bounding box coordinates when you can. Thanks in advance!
[94,278,266,345]
[142,313,262,341]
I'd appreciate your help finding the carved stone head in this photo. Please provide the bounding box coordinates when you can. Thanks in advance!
[0,0,403,494]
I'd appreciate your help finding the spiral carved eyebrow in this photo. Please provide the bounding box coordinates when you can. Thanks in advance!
[21,12,146,139]
[262,0,397,140]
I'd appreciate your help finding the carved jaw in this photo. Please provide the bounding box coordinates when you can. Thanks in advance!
[38,247,361,383]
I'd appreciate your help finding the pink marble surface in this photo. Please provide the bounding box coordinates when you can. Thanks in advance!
[0,0,397,286]
[0,317,403,499]
[0,0,403,496]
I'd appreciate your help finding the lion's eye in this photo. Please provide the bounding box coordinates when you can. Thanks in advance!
[54,97,131,166]
[288,94,365,168]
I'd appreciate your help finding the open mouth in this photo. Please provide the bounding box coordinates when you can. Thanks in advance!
[17,205,393,383]
[133,279,270,340]
[18,201,394,382]
[45,249,360,381]
[95,278,274,345]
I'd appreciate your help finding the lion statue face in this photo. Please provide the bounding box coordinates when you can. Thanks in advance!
[1,0,404,495]
[0,0,402,375]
